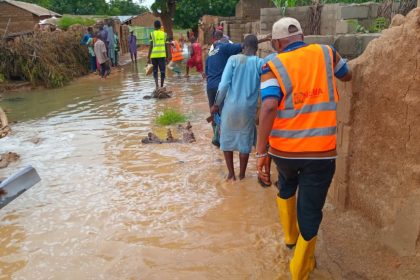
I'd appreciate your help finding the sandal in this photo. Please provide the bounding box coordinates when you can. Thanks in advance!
[258,176,272,188]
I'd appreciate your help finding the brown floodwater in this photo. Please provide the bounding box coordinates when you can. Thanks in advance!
[0,61,328,279]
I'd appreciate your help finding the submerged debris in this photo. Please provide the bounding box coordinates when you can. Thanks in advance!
[141,122,196,144]
[0,106,10,138]
[143,87,172,99]
[178,122,196,143]
[0,152,20,169]
[141,132,163,144]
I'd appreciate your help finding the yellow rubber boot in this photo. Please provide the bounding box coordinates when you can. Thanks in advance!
[290,235,317,280]
[276,196,300,248]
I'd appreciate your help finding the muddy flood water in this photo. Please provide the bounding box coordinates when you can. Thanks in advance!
[0,61,321,279]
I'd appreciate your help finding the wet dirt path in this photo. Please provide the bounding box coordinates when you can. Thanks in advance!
[0,60,305,279]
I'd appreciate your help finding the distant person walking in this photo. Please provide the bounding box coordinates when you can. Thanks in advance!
[106,20,116,67]
[84,27,96,74]
[94,32,110,79]
[168,37,184,75]
[210,35,264,181]
[128,31,137,62]
[147,20,170,89]
[185,37,203,78]
[256,17,352,280]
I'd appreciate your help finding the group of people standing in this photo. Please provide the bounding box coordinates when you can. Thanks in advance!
[81,20,120,79]
[147,20,205,90]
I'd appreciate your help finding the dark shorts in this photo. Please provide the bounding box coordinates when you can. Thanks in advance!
[272,157,336,240]
[206,88,218,108]
[151,58,166,77]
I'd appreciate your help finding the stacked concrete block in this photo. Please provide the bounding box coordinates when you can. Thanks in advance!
[334,33,380,59]
[304,35,335,45]
[236,0,273,20]
[320,4,340,35]
[285,6,312,34]
[335,20,356,34]
[260,8,282,34]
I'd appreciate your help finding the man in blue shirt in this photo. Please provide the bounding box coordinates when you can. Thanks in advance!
[205,31,270,146]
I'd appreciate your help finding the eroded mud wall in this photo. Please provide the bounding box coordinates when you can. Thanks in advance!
[331,8,420,255]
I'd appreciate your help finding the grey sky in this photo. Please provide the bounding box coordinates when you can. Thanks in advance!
[142,0,154,7]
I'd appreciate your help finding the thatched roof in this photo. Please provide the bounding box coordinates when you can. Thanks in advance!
[2,0,61,17]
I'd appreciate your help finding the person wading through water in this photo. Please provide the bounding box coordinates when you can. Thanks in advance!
[147,20,171,90]
[256,17,352,280]
[210,35,265,181]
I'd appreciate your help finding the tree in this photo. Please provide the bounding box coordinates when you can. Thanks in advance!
[151,0,178,38]
[174,0,239,29]
[20,0,148,16]
[108,0,149,15]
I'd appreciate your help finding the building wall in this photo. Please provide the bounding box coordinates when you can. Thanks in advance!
[131,12,159,28]
[260,3,381,36]
[330,9,420,256]
[0,2,39,35]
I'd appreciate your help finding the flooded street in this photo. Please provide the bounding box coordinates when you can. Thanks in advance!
[0,61,292,279]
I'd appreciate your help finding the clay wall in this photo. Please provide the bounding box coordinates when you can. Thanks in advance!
[330,9,420,256]
[0,2,39,35]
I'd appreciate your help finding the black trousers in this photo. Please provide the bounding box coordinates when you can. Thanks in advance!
[272,157,336,241]
[151,57,166,80]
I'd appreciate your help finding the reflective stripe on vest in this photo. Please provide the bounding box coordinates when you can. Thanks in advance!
[267,44,339,153]
[151,30,167,58]
[171,41,184,62]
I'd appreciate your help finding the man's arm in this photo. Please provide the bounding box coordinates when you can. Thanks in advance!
[212,57,234,112]
[147,34,153,63]
[333,50,352,82]
[256,98,278,154]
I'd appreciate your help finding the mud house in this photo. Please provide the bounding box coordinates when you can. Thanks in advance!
[118,12,159,28]
[0,0,61,36]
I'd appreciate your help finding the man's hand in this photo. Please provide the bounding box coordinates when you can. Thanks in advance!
[147,58,151,64]
[257,156,271,183]
[210,105,219,114]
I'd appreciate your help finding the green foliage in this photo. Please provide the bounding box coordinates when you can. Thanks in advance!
[272,0,297,16]
[20,0,148,16]
[156,109,187,125]
[371,17,389,33]
[347,19,369,33]
[57,15,96,30]
[174,0,239,29]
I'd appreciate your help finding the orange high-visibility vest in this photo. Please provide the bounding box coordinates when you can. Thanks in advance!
[171,41,184,62]
[267,44,339,154]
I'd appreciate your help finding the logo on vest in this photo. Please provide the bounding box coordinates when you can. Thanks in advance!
[293,88,324,105]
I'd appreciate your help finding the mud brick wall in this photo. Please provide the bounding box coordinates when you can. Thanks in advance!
[330,9,420,256]
[0,2,39,35]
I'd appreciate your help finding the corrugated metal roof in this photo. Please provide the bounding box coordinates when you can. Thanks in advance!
[114,16,135,24]
[3,0,61,17]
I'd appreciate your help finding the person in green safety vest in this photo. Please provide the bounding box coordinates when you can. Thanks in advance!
[147,20,171,90]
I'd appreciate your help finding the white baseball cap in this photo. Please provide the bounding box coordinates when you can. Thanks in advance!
[272,17,303,39]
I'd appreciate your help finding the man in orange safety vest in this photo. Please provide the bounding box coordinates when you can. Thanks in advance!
[256,17,352,280]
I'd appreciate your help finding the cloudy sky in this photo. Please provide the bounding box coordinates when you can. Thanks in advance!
[142,0,154,7]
